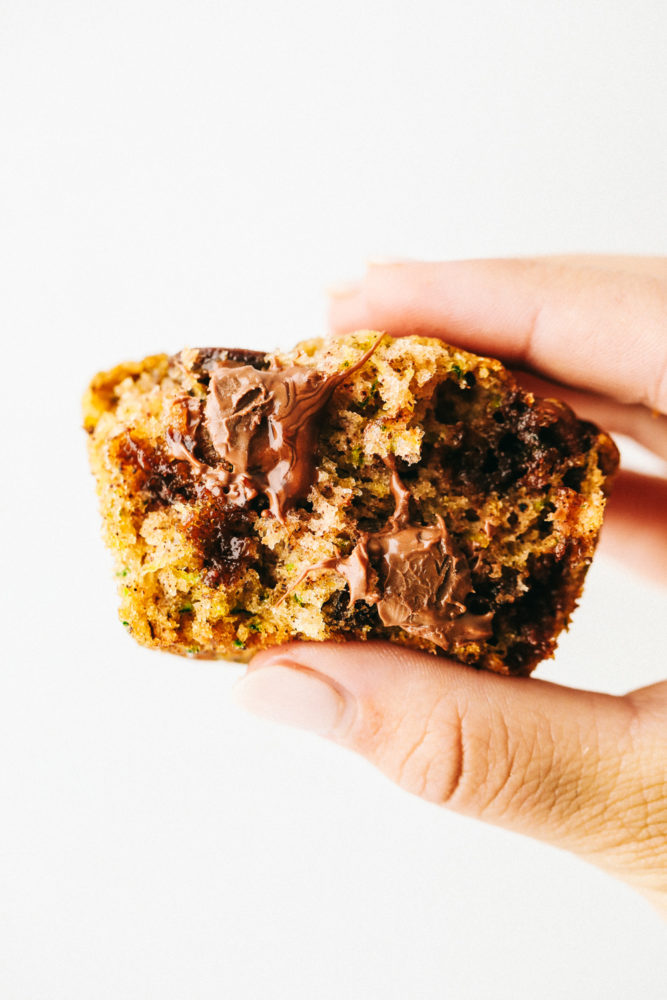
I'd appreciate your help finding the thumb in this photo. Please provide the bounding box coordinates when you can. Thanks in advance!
[234,642,645,867]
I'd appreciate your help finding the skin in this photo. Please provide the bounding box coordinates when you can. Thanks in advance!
[235,256,667,918]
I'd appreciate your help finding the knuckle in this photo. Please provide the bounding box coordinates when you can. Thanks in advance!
[363,696,529,812]
[395,714,464,805]
[360,694,468,806]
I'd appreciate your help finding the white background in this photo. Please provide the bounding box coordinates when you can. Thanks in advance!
[1,2,666,998]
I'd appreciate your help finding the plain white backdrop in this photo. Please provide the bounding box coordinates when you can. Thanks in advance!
[1,2,666,997]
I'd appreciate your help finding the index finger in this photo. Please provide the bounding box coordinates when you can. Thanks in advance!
[328,257,667,413]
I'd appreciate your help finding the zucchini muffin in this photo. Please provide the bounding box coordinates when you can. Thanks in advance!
[84,332,618,675]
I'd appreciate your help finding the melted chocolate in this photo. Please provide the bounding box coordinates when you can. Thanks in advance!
[281,459,493,651]
[198,335,382,520]
[442,391,598,495]
[114,433,197,507]
[178,346,270,379]
[185,498,258,587]
[165,396,208,475]
[365,517,493,645]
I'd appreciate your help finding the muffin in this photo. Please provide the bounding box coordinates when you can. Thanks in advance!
[84,331,618,675]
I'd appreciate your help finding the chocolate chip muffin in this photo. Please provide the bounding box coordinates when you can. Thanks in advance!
[83,332,618,675]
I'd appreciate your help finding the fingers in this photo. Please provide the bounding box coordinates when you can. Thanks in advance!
[235,642,642,863]
[600,470,667,587]
[328,257,667,413]
[532,253,667,279]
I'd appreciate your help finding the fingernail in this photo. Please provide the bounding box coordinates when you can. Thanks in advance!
[326,281,360,299]
[233,663,347,734]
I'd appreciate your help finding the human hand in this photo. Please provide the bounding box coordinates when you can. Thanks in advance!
[234,256,667,918]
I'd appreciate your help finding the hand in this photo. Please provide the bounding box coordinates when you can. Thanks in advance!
[234,256,667,918]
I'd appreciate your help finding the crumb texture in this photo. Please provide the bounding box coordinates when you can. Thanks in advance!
[84,332,619,675]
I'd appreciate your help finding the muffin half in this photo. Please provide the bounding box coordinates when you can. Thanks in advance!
[84,332,618,675]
